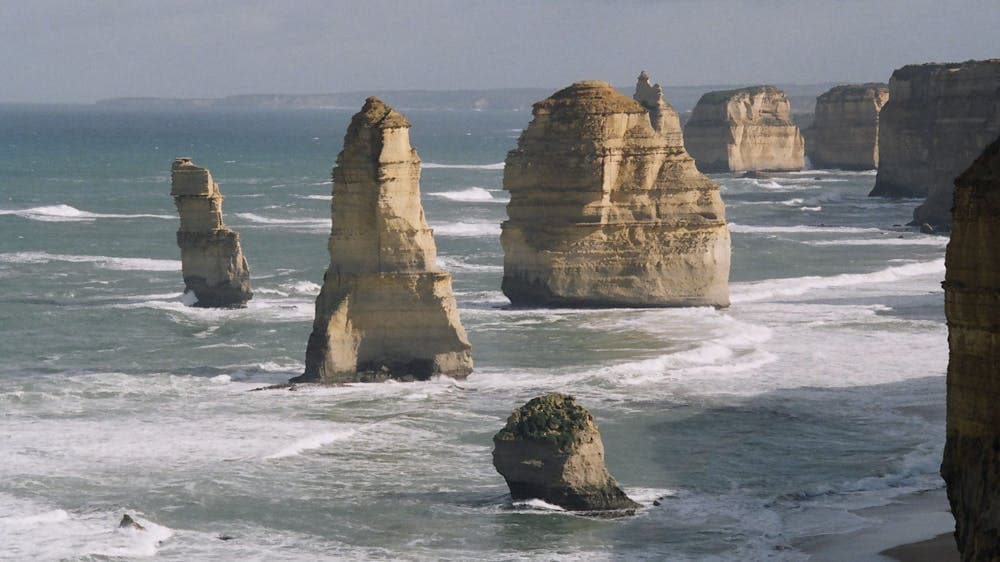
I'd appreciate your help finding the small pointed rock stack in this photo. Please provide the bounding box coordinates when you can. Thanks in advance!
[297,98,473,384]
[941,136,1000,560]
[633,71,683,144]
[170,158,252,308]
[501,80,730,308]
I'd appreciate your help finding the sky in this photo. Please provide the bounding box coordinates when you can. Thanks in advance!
[0,0,997,103]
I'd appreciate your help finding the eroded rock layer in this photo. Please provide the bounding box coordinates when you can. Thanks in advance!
[683,86,805,172]
[493,393,640,513]
[807,83,889,170]
[870,59,1000,227]
[297,98,472,384]
[171,158,252,308]
[942,136,1000,561]
[501,81,731,308]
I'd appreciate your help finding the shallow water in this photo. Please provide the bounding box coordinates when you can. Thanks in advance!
[0,105,947,560]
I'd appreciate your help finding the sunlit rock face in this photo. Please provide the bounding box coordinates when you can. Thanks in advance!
[170,158,252,308]
[942,136,1000,561]
[682,85,805,173]
[296,98,472,384]
[869,59,1000,227]
[808,83,889,170]
[500,80,731,308]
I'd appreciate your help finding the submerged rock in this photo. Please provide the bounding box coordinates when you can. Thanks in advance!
[295,98,473,384]
[171,158,252,308]
[683,86,805,172]
[501,80,730,308]
[807,83,889,170]
[869,59,1000,227]
[118,514,146,531]
[492,393,639,513]
[941,135,1000,561]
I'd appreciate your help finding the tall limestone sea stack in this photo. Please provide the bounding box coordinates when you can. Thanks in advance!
[941,136,1000,561]
[295,98,472,384]
[170,158,252,308]
[807,83,889,170]
[500,80,730,308]
[683,86,805,173]
[869,59,1000,227]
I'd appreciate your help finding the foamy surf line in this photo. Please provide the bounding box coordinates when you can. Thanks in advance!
[235,212,330,229]
[265,430,357,459]
[729,223,885,234]
[0,251,180,271]
[428,187,507,203]
[0,204,174,223]
[421,162,505,170]
[431,221,501,237]
[731,258,945,303]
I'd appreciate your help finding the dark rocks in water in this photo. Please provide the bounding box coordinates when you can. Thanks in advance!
[118,514,146,531]
[740,170,772,179]
[920,223,935,235]
[492,393,640,514]
[218,534,235,541]
[941,135,1000,561]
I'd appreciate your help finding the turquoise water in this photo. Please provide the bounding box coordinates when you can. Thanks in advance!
[0,105,948,560]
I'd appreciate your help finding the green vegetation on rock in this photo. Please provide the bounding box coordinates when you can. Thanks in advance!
[494,393,595,452]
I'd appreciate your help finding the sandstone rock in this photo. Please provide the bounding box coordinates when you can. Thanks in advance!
[941,135,1000,561]
[807,83,889,170]
[683,86,805,172]
[633,70,683,145]
[294,97,472,384]
[501,80,731,308]
[171,158,252,307]
[492,393,640,513]
[869,59,1000,228]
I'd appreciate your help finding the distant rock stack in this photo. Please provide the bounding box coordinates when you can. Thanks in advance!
[633,71,683,144]
[295,97,473,384]
[870,59,1000,227]
[501,81,731,308]
[493,393,640,513]
[807,83,889,170]
[170,158,252,308]
[683,86,805,173]
[941,136,1000,561]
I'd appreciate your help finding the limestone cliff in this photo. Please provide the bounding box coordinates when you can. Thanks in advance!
[683,86,805,172]
[170,158,252,308]
[807,83,889,170]
[501,80,731,308]
[870,59,1000,227]
[296,98,472,384]
[941,136,1000,560]
[493,393,640,513]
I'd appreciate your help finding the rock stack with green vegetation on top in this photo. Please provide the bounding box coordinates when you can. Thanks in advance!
[807,83,889,170]
[294,98,473,384]
[941,136,1000,561]
[501,80,730,308]
[170,158,252,308]
[682,85,805,173]
[492,393,640,513]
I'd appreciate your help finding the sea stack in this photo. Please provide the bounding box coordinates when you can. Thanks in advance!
[870,59,1000,227]
[296,98,472,384]
[501,80,730,308]
[493,393,640,513]
[941,136,1000,560]
[683,86,805,173]
[170,158,252,308]
[807,83,889,170]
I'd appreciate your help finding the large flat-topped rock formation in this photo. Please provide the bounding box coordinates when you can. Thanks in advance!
[870,59,1000,227]
[501,80,730,308]
[170,158,252,308]
[682,85,805,173]
[296,98,472,384]
[941,136,1000,560]
[807,83,889,170]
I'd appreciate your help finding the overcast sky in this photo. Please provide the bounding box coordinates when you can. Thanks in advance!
[1,0,997,103]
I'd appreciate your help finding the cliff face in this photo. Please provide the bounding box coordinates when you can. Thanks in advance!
[170,158,252,308]
[870,59,1000,227]
[500,80,730,308]
[297,98,472,384]
[941,136,1000,561]
[807,83,889,170]
[682,86,805,172]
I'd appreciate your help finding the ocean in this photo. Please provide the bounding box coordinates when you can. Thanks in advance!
[0,105,949,560]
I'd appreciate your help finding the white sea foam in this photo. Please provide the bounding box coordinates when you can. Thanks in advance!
[728,223,885,234]
[0,251,181,271]
[421,162,505,170]
[0,204,174,222]
[436,256,504,273]
[297,194,333,201]
[510,499,566,511]
[731,258,945,304]
[430,221,501,237]
[804,237,949,247]
[265,430,357,459]
[428,187,506,202]
[235,212,330,229]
